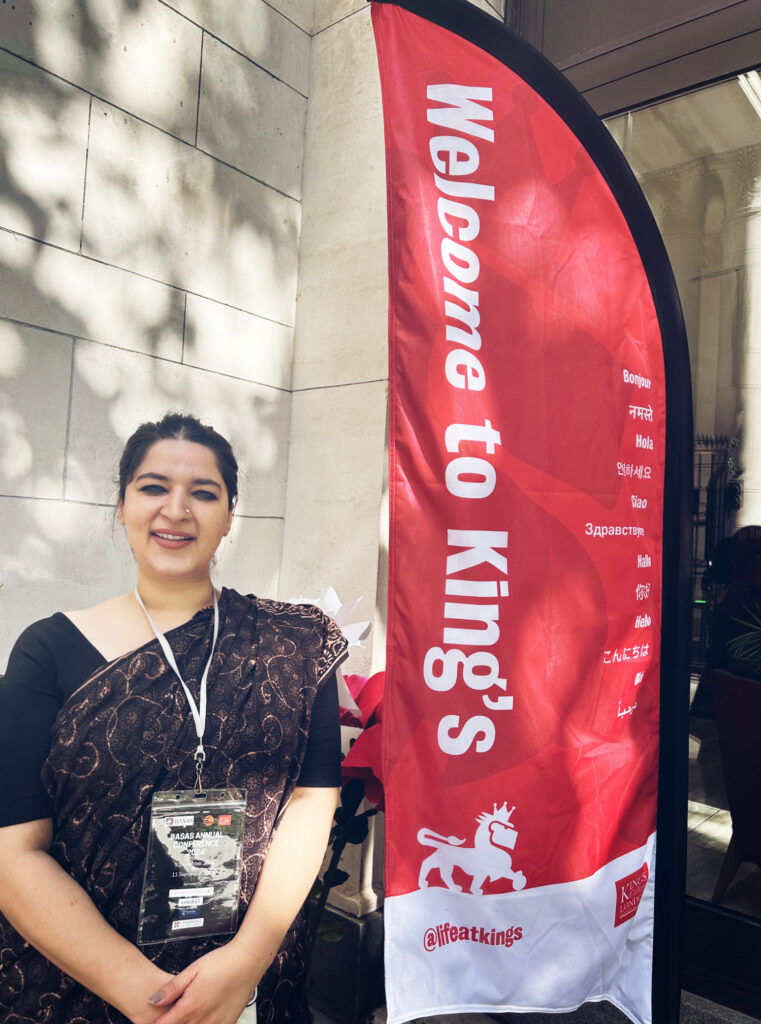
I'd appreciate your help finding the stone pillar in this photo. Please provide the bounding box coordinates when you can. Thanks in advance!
[691,182,725,439]
[718,145,761,526]
[640,160,706,421]
[284,3,504,1019]
[278,5,388,1020]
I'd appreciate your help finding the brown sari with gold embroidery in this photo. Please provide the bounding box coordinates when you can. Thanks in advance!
[0,590,347,1024]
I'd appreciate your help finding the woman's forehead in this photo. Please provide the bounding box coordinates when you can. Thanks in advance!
[133,439,224,481]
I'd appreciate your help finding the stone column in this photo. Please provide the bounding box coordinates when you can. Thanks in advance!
[283,3,505,1019]
[278,5,388,1020]
[640,159,706,421]
[718,144,761,526]
[683,166,726,440]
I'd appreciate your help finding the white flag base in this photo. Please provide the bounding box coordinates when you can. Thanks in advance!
[384,834,656,1024]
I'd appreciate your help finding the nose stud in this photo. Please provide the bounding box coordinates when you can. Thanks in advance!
[184,508,191,515]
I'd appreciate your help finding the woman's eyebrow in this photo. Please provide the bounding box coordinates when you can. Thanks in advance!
[135,472,169,482]
[134,473,221,489]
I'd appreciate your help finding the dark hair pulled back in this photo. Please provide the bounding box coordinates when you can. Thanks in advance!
[118,413,238,508]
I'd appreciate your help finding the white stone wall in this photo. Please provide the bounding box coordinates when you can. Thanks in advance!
[0,0,314,662]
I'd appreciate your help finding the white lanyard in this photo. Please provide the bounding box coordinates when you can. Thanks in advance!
[134,587,219,791]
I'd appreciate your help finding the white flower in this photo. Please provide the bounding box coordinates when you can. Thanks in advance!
[289,586,372,716]
[289,586,372,648]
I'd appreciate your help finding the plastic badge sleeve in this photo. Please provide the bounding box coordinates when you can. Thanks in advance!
[137,788,247,945]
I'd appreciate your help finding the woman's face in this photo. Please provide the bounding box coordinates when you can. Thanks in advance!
[118,439,233,585]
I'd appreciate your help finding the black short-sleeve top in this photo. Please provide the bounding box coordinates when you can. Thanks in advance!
[0,613,341,828]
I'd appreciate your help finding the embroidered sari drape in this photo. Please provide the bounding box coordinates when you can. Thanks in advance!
[0,589,347,1024]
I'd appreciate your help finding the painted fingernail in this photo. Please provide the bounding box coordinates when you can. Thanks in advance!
[148,992,163,1005]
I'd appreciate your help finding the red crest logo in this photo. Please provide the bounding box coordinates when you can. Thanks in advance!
[614,862,649,927]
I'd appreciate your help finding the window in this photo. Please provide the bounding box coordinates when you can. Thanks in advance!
[607,73,761,926]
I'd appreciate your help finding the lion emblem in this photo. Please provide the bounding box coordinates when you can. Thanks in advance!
[417,802,527,894]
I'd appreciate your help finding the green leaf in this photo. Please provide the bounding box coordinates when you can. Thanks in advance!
[728,600,761,672]
[317,920,345,943]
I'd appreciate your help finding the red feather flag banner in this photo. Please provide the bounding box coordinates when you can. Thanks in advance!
[372,1,692,1023]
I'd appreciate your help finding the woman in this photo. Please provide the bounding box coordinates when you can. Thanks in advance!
[0,413,347,1024]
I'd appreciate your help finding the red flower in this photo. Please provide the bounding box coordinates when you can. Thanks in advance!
[340,671,385,810]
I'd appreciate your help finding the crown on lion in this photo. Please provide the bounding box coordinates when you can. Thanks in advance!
[477,802,515,827]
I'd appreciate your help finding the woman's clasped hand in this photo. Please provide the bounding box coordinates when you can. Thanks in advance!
[142,944,259,1024]
[0,413,347,1024]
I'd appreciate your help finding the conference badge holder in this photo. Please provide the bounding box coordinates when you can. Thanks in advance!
[137,788,247,945]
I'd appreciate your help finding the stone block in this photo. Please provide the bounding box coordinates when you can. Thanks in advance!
[0,232,184,361]
[213,515,283,600]
[0,323,72,500]
[0,0,200,140]
[82,102,300,325]
[163,0,310,94]
[278,380,387,677]
[312,0,364,34]
[271,0,315,34]
[294,243,388,390]
[184,294,293,390]
[0,50,89,250]
[0,496,135,667]
[300,11,383,255]
[197,35,307,198]
[65,341,290,519]
[294,10,387,389]
[308,905,384,1024]
[313,0,502,32]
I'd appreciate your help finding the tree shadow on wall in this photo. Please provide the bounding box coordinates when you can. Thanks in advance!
[0,0,302,659]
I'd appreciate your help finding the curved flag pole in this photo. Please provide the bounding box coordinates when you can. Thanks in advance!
[371,1,692,1022]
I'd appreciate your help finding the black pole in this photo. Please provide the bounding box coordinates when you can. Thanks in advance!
[371,1,693,1020]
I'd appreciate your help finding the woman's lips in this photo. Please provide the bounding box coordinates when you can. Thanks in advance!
[151,531,195,549]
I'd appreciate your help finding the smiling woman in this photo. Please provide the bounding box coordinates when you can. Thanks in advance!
[119,439,233,590]
[0,413,348,1024]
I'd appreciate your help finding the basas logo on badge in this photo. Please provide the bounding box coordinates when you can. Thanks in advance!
[165,815,194,828]
[614,862,649,927]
